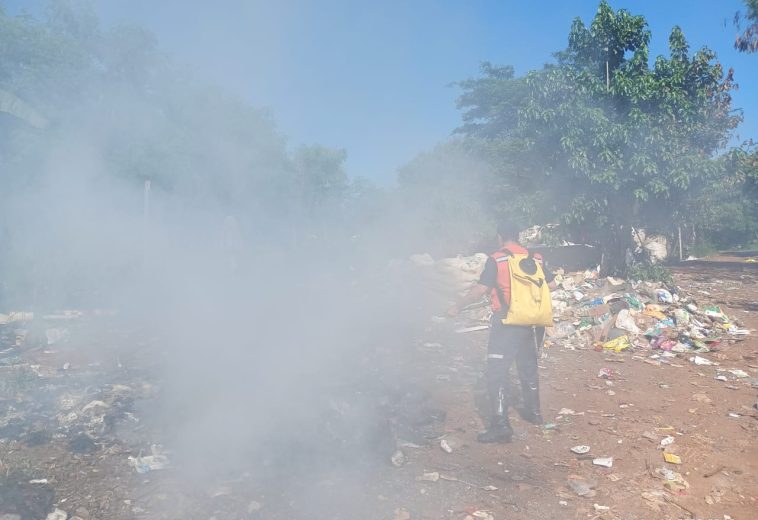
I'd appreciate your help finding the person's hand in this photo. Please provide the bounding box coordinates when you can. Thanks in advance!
[446,305,460,317]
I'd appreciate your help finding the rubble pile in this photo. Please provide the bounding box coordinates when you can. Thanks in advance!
[546,268,753,376]
[410,253,488,300]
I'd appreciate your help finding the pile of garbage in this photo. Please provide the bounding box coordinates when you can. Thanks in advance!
[548,268,753,371]
[410,253,488,299]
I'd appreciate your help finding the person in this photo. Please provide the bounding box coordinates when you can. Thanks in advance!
[448,222,553,443]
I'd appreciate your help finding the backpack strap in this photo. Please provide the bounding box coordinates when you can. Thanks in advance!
[492,249,513,312]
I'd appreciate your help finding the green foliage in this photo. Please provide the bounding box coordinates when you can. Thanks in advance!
[0,3,358,240]
[692,146,758,248]
[735,0,758,52]
[688,240,719,258]
[627,262,673,284]
[456,1,743,271]
[0,3,371,306]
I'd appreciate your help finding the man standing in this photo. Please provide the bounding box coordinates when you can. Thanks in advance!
[449,222,553,443]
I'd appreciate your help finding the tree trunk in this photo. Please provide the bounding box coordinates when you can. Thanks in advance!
[599,223,633,276]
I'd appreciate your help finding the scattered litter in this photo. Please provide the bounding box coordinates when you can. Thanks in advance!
[602,335,630,352]
[566,475,597,497]
[46,510,67,520]
[558,408,583,416]
[570,445,591,454]
[660,436,675,447]
[128,446,169,474]
[416,472,440,482]
[663,453,682,464]
[615,309,640,334]
[440,439,453,454]
[391,449,407,467]
[593,504,610,512]
[592,457,613,468]
[690,355,718,366]
[729,369,748,378]
[455,325,489,334]
[393,508,411,520]
[29,479,49,484]
[45,328,68,345]
[597,367,616,379]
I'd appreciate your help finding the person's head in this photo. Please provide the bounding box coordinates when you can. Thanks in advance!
[496,222,520,246]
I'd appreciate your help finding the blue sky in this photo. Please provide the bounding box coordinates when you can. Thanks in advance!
[7,1,757,182]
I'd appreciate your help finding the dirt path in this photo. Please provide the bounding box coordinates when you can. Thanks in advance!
[389,266,757,520]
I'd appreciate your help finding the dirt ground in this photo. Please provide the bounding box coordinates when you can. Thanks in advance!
[1,265,756,520]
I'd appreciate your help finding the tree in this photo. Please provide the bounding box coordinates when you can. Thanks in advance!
[0,2,359,306]
[735,0,758,52]
[457,1,741,273]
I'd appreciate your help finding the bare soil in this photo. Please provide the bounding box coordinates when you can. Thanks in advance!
[1,266,756,520]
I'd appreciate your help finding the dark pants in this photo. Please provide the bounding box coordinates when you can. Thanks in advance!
[486,321,544,422]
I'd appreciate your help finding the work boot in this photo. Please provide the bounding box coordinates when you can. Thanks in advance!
[477,418,513,443]
[516,407,543,425]
[517,382,543,425]
[478,385,513,443]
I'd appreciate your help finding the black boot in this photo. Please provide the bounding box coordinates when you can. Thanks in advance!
[477,417,513,443]
[478,386,513,443]
[516,381,543,425]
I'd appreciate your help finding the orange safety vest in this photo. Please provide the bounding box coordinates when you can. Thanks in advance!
[490,243,544,312]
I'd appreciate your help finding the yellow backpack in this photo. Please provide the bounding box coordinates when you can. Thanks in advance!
[499,253,553,327]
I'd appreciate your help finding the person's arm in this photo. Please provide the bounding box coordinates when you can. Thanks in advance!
[536,253,558,290]
[447,284,490,316]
